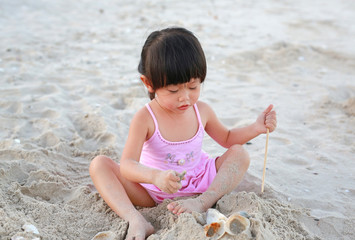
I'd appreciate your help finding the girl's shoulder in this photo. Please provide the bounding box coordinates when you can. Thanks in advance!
[131,103,155,140]
[134,104,151,119]
[196,100,213,114]
[132,104,155,126]
[196,101,214,126]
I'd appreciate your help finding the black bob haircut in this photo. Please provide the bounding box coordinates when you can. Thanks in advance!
[138,27,207,100]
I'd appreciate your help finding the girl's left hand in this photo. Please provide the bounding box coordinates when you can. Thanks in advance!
[256,104,277,133]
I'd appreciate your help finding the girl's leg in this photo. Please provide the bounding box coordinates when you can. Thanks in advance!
[89,155,156,240]
[167,144,250,215]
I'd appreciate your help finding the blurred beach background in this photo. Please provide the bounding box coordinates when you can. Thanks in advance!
[0,0,354,239]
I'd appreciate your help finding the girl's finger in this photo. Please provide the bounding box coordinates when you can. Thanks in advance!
[263,104,274,114]
[170,180,182,191]
[168,171,180,181]
[265,118,277,125]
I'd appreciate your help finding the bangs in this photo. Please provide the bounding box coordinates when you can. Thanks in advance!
[144,28,206,89]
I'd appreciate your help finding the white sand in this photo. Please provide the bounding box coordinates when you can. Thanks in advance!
[0,0,354,239]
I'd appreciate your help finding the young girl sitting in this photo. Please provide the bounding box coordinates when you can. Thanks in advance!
[90,27,277,240]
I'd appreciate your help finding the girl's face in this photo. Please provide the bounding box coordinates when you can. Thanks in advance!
[155,78,201,114]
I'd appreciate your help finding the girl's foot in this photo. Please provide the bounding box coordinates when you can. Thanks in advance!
[126,213,155,240]
[166,197,207,215]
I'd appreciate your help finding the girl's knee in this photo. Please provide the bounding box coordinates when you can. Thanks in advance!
[89,155,114,176]
[229,144,246,155]
[229,144,250,169]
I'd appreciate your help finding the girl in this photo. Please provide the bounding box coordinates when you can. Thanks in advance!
[90,27,277,240]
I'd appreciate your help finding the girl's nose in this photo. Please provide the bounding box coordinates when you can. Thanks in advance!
[178,89,190,101]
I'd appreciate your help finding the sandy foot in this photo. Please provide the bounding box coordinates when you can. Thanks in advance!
[125,213,155,240]
[167,197,207,215]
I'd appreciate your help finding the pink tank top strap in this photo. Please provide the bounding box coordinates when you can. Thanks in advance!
[193,103,203,126]
[145,103,159,133]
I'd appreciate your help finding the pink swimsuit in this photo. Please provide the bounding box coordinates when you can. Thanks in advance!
[139,103,217,203]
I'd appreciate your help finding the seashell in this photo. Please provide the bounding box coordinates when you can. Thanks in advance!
[22,223,39,235]
[204,209,227,239]
[206,208,227,224]
[204,220,226,239]
[225,212,250,236]
[91,231,116,240]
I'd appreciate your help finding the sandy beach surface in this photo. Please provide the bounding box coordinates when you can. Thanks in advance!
[1,0,354,239]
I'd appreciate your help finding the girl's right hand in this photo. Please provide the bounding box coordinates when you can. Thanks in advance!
[153,170,182,194]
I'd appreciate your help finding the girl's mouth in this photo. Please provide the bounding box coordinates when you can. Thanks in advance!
[178,104,189,110]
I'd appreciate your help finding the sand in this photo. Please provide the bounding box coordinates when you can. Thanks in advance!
[0,0,354,239]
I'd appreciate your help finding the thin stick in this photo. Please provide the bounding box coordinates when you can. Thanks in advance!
[261,128,270,193]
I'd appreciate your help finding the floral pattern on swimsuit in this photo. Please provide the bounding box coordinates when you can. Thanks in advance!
[165,151,195,166]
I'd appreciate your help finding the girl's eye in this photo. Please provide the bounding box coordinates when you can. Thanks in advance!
[168,89,178,93]
[189,87,197,90]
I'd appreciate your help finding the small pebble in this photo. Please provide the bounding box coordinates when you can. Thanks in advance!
[22,223,39,235]
[14,139,21,144]
[287,197,292,202]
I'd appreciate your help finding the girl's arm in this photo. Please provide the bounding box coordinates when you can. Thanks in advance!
[200,102,276,148]
[120,107,181,193]
[119,107,157,183]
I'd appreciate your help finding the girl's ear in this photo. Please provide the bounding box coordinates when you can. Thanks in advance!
[140,75,154,93]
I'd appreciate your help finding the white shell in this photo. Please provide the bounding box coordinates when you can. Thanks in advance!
[22,223,39,235]
[204,209,227,239]
[225,213,250,235]
[204,220,226,240]
[204,209,251,238]
[206,208,227,224]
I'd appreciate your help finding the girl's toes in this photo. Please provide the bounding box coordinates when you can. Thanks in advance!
[167,201,179,212]
[176,205,186,215]
[167,201,185,214]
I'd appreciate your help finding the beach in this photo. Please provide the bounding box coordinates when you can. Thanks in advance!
[0,0,354,239]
